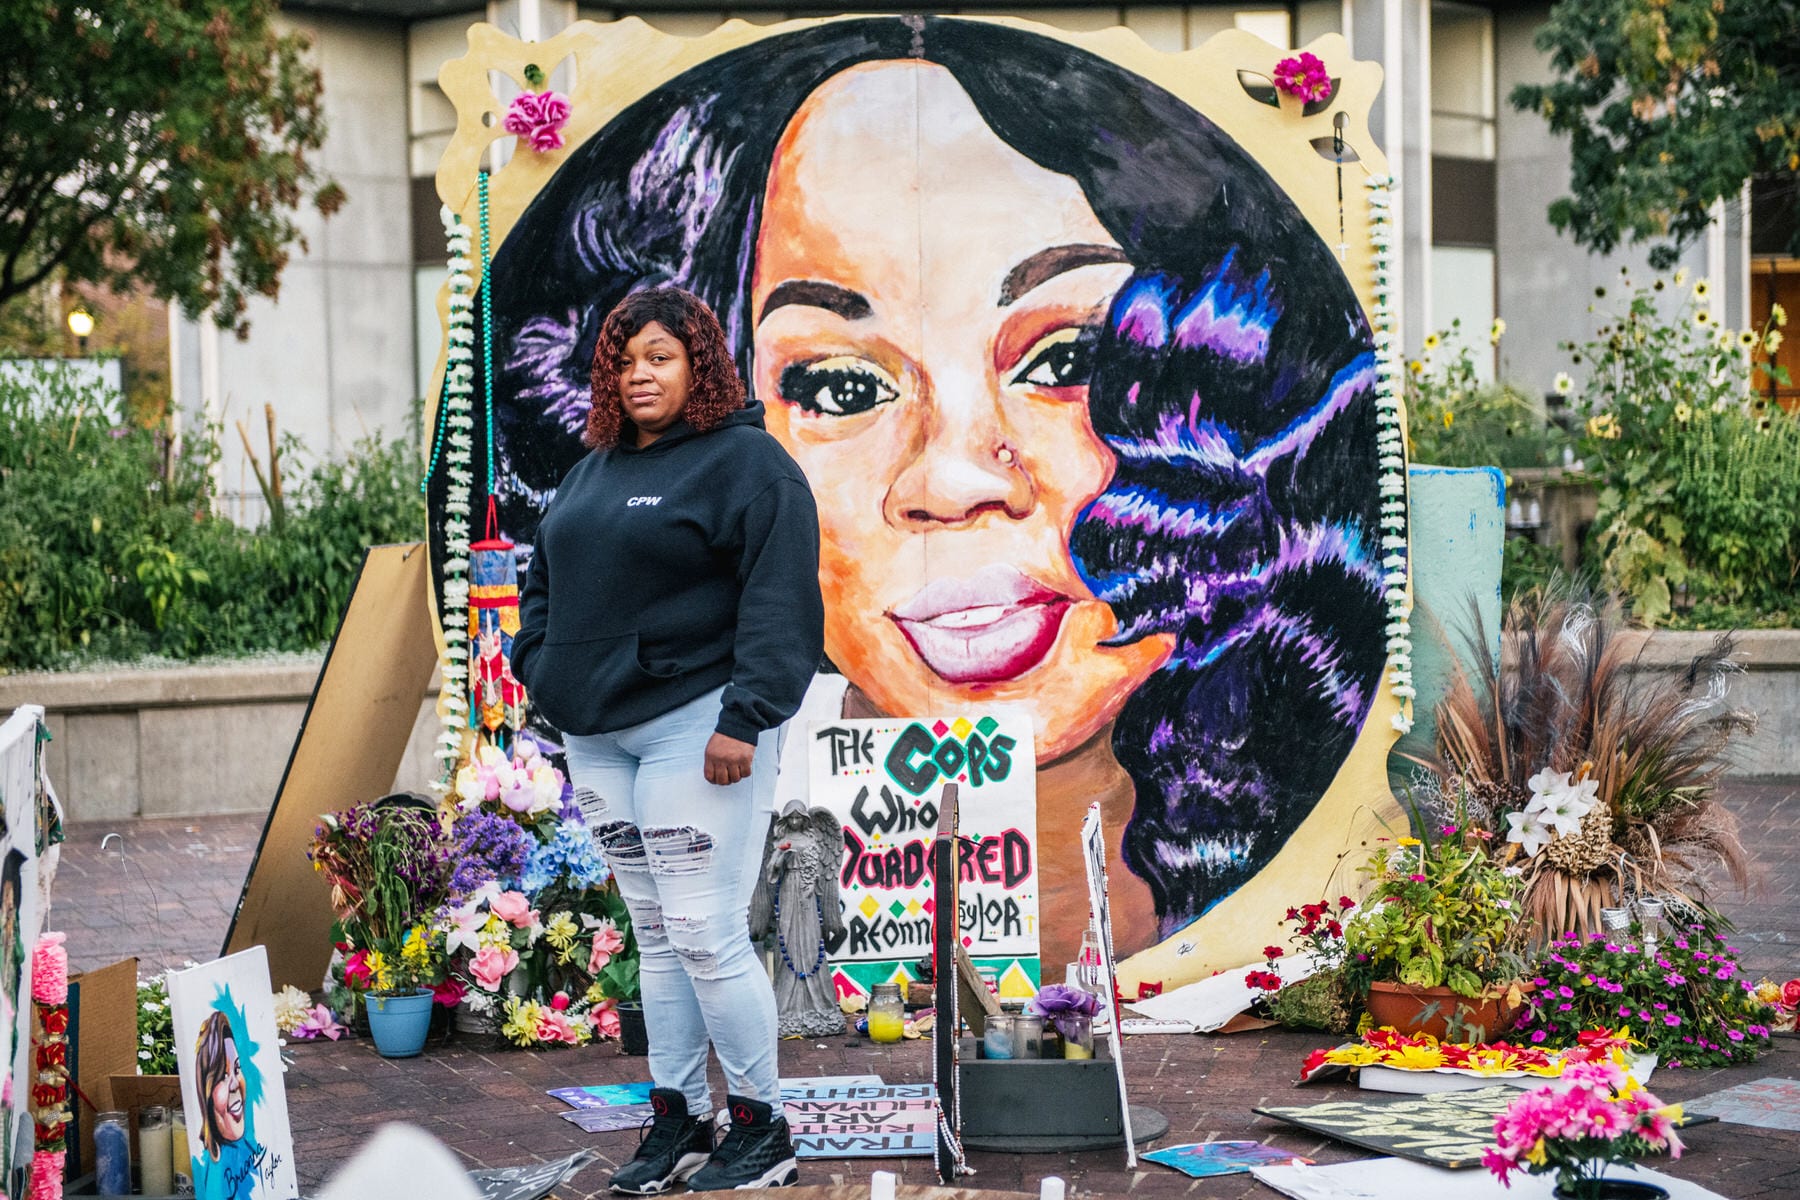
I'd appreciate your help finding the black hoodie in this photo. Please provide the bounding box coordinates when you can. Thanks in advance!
[510,402,824,742]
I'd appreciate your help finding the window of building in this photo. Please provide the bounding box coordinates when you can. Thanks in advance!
[1430,1,1494,160]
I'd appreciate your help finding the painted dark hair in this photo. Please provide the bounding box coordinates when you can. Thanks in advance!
[464,17,1388,933]
[585,286,746,449]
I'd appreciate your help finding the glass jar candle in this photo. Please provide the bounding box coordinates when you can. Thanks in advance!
[1600,906,1632,932]
[1062,1012,1094,1060]
[983,1013,1016,1060]
[171,1108,193,1196]
[139,1105,174,1195]
[867,984,905,1044]
[1012,1013,1046,1059]
[1637,896,1666,957]
[95,1110,131,1196]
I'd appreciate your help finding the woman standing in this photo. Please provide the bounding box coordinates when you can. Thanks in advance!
[511,287,823,1193]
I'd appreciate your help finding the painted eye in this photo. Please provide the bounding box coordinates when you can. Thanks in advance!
[1011,327,1098,390]
[778,357,899,416]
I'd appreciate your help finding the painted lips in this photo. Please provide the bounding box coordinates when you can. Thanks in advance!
[888,564,1071,684]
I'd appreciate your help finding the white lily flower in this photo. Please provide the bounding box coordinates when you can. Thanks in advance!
[1505,808,1554,858]
[1525,767,1573,810]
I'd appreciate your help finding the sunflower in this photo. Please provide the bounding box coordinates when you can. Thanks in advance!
[1490,318,1507,343]
[1692,279,1711,301]
[1767,330,1784,353]
[1674,403,1692,422]
[1423,333,1442,352]
[1693,309,1711,328]
[1738,329,1757,349]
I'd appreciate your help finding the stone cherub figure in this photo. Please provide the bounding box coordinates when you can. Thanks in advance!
[750,801,847,1037]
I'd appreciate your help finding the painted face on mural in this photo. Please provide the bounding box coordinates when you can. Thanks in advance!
[753,62,1170,762]
[209,1035,246,1145]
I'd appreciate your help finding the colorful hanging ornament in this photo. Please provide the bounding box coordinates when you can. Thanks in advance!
[29,932,70,1200]
[468,506,527,746]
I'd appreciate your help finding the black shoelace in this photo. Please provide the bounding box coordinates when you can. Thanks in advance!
[711,1116,762,1162]
[634,1110,692,1157]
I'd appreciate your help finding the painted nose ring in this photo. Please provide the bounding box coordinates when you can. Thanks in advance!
[996,444,1017,466]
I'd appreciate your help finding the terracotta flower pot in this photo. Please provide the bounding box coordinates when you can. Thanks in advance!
[1364,980,1527,1042]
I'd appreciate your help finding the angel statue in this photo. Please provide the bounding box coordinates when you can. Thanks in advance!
[751,801,847,1037]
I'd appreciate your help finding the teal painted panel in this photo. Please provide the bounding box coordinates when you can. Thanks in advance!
[1392,466,1505,787]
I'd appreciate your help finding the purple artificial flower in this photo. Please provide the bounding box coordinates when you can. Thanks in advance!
[1271,52,1333,103]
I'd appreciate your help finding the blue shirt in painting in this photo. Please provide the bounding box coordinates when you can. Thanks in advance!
[195,1137,266,1200]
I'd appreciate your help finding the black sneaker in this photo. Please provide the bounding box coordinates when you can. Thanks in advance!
[610,1088,714,1195]
[685,1095,799,1190]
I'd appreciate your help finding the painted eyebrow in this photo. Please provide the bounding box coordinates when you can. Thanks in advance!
[999,243,1130,306]
[758,280,873,324]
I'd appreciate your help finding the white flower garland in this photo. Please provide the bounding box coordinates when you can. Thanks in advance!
[432,204,478,788]
[1365,173,1413,734]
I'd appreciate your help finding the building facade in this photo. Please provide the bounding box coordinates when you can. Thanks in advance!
[171,0,1772,510]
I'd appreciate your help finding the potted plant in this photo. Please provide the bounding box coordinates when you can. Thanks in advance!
[1484,1059,1685,1198]
[1343,810,1529,1041]
[307,794,456,1056]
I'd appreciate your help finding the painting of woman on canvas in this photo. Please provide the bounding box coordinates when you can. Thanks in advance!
[193,1010,267,1200]
[461,16,1389,972]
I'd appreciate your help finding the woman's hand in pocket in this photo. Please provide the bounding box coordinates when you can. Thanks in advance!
[704,732,756,786]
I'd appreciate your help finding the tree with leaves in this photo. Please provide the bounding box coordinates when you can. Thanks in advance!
[0,0,344,333]
[1512,0,1799,268]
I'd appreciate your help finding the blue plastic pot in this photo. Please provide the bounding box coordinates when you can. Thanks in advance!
[366,990,436,1058]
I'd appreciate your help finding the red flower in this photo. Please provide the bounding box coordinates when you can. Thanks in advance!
[1326,921,1343,938]
[1338,896,1356,910]
[1301,1048,1330,1080]
[343,949,372,988]
[40,1008,68,1037]
[1781,978,1800,1010]
[431,976,467,1008]
[1271,52,1333,103]
[1263,945,1285,961]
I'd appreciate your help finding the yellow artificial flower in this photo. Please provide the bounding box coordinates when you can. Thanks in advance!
[584,982,608,1005]
[1423,333,1441,352]
[544,912,579,952]
[400,926,434,969]
[479,914,511,948]
[366,951,394,993]
[1553,372,1574,396]
[1388,1044,1446,1071]
[1526,1137,1548,1168]
[1397,836,1422,847]
[1490,318,1506,343]
[1442,411,1454,428]
[500,998,543,1046]
[1674,403,1692,422]
[1767,330,1784,353]
[1324,1045,1384,1067]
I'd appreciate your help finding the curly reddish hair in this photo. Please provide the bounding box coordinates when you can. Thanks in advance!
[585,287,746,449]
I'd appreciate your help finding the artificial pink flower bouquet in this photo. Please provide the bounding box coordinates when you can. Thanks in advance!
[1484,1059,1683,1198]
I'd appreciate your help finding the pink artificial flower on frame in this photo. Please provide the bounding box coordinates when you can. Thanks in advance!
[589,919,626,974]
[470,945,520,990]
[590,998,621,1040]
[490,890,536,928]
[535,1007,581,1044]
[1272,52,1333,104]
[504,90,572,153]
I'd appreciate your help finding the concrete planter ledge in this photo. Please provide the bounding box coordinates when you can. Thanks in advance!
[3,629,1794,824]
[0,658,442,823]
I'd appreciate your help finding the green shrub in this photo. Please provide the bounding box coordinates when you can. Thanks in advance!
[0,363,425,671]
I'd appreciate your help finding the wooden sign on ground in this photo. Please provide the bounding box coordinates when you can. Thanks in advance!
[223,543,439,991]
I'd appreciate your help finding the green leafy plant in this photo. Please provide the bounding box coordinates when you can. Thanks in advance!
[1567,275,1797,624]
[1405,320,1569,470]
[1513,921,1777,1069]
[136,977,177,1075]
[1343,807,1527,1000]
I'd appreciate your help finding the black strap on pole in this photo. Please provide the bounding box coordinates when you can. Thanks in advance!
[931,782,960,1183]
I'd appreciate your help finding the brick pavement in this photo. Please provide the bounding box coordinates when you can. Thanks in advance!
[51,780,1800,1198]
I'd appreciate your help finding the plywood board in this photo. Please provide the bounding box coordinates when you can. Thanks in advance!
[223,543,439,991]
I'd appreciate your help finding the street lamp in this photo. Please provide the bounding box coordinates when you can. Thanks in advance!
[66,307,94,357]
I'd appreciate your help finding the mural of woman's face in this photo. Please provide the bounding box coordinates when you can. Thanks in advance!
[209,1035,246,1145]
[754,61,1170,762]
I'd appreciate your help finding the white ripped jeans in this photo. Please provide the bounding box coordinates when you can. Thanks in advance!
[563,686,781,1110]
